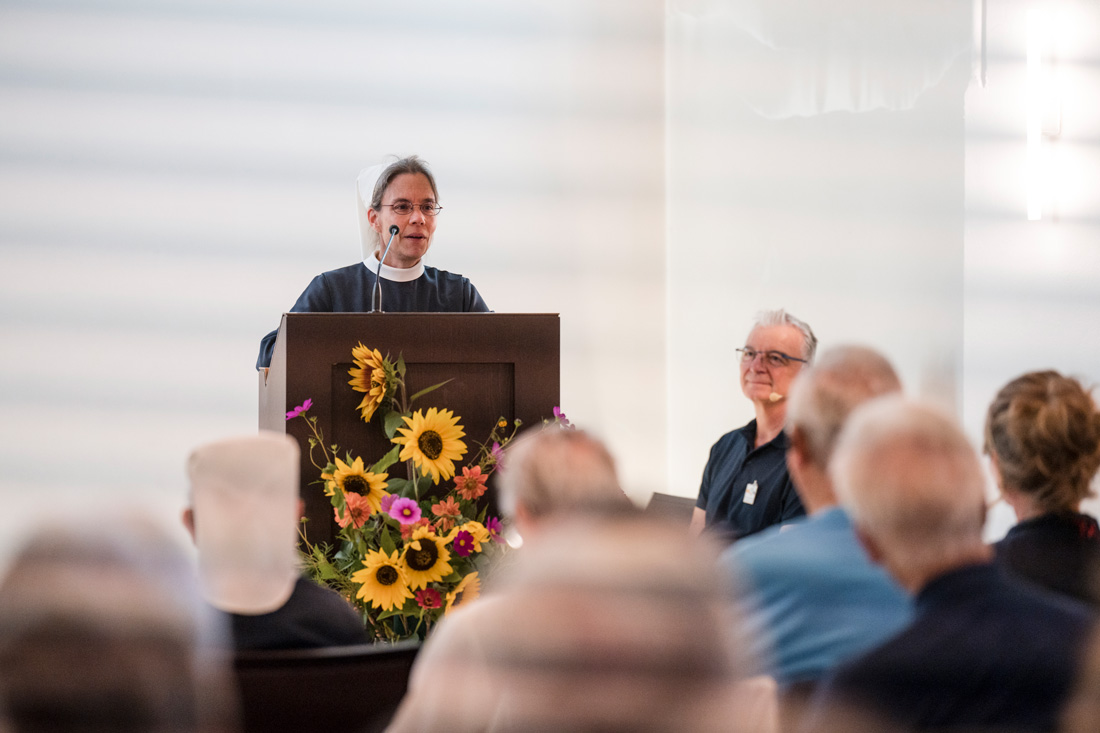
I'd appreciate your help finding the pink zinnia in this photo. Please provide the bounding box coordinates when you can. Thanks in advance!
[451,530,475,557]
[388,497,422,525]
[286,398,312,420]
[415,588,443,610]
[455,465,489,501]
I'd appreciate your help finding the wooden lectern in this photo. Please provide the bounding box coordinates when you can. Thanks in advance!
[259,313,560,546]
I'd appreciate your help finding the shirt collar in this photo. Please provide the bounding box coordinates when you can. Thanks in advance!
[363,256,424,282]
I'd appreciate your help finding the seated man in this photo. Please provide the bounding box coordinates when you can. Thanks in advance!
[692,309,816,543]
[185,432,367,650]
[722,346,912,693]
[807,398,1095,732]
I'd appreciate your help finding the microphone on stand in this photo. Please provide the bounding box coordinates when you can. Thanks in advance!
[370,225,400,313]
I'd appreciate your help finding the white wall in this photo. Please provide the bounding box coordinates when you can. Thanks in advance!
[1,0,1097,561]
[665,0,972,495]
[0,0,666,559]
[963,0,1100,538]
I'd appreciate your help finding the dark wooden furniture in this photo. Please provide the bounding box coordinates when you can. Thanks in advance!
[644,492,697,525]
[259,313,560,545]
[232,641,420,733]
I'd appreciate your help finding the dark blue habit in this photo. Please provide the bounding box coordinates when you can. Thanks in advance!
[256,261,490,368]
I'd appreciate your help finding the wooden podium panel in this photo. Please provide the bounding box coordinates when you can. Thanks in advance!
[259,313,559,545]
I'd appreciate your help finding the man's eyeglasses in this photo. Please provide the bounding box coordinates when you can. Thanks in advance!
[736,347,807,368]
[381,202,443,216]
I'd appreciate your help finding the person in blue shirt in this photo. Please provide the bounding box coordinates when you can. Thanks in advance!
[691,309,816,542]
[257,156,490,369]
[723,346,912,702]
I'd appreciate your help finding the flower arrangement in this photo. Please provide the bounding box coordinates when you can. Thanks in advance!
[287,343,519,642]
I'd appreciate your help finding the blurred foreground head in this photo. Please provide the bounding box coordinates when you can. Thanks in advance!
[496,426,634,529]
[185,432,301,614]
[831,397,988,589]
[0,515,236,733]
[389,516,769,732]
[786,345,902,469]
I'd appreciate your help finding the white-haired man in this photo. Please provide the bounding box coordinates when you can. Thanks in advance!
[692,309,816,542]
[721,346,912,698]
[808,398,1094,732]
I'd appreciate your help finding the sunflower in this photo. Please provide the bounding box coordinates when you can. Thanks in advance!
[351,549,413,612]
[401,525,453,590]
[392,407,468,484]
[330,456,388,513]
[445,571,481,614]
[348,344,389,423]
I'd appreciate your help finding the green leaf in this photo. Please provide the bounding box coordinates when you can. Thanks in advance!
[408,378,454,405]
[396,353,407,378]
[386,477,408,497]
[417,474,434,495]
[383,410,407,440]
[379,527,398,556]
[371,445,401,475]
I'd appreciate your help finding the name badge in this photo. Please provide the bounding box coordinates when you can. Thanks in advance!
[743,480,759,505]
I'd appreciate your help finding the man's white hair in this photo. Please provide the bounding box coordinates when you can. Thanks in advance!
[786,345,902,467]
[831,396,987,573]
[752,309,818,362]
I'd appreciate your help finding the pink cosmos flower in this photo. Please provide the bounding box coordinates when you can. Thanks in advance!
[553,405,572,428]
[451,530,475,557]
[489,442,505,466]
[388,497,422,525]
[286,398,313,420]
[415,588,443,610]
[486,516,505,544]
[380,493,397,515]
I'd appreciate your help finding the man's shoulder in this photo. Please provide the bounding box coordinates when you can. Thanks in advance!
[709,421,756,454]
[726,510,846,572]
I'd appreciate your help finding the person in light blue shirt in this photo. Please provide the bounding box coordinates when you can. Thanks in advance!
[721,346,912,693]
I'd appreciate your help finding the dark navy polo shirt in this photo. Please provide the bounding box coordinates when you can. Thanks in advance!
[696,419,804,542]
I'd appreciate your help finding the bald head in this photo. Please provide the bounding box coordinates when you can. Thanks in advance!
[497,427,633,524]
[831,397,988,586]
[786,345,902,469]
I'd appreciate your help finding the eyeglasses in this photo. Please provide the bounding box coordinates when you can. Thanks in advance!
[736,347,808,368]
[381,202,443,216]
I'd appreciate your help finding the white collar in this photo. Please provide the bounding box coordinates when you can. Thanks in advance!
[363,256,424,282]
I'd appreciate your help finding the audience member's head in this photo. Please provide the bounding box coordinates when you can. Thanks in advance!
[0,515,236,733]
[832,397,989,591]
[785,345,902,512]
[388,516,771,733]
[184,432,301,614]
[496,426,634,533]
[984,370,1100,519]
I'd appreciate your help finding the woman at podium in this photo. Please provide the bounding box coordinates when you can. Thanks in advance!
[257,156,490,369]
